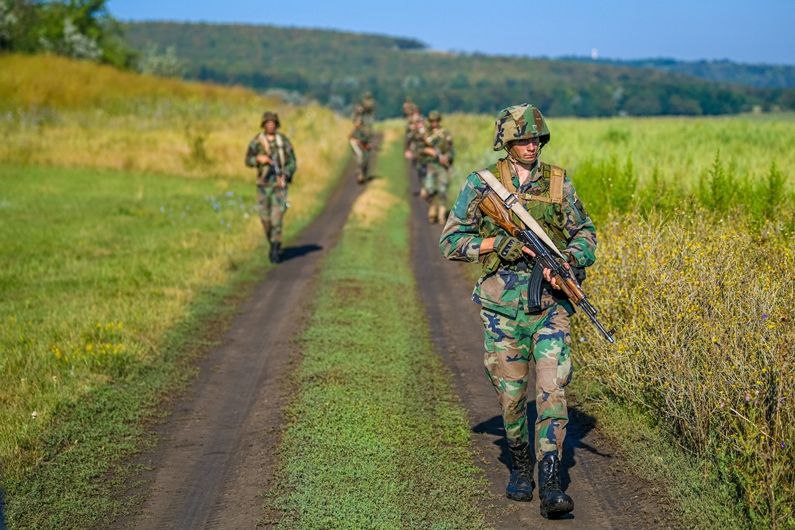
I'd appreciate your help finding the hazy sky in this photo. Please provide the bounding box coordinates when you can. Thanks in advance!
[108,0,795,65]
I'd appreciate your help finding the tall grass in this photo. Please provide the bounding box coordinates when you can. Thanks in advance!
[580,216,794,527]
[0,53,349,183]
[444,113,795,226]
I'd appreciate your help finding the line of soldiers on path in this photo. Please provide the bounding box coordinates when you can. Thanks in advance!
[402,98,455,224]
[245,93,455,264]
[245,95,593,520]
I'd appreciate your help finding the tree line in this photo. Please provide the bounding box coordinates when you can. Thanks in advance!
[3,6,793,118]
[123,22,795,118]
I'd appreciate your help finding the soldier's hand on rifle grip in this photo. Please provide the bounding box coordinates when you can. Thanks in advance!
[544,263,569,290]
[256,154,272,165]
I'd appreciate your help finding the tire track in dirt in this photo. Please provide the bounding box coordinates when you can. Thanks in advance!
[408,167,676,529]
[115,155,370,530]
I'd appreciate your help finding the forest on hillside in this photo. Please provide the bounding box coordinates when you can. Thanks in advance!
[124,21,795,117]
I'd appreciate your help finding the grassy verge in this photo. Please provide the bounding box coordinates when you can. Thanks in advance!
[265,134,488,528]
[0,155,347,527]
[570,380,745,528]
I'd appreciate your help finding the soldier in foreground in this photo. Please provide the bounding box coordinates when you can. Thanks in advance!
[440,104,598,519]
[420,111,454,223]
[245,111,297,264]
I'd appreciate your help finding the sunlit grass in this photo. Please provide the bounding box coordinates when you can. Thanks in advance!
[444,113,795,202]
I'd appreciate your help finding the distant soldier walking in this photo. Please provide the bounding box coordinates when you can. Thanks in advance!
[440,104,597,519]
[404,108,427,189]
[350,115,373,184]
[420,111,454,224]
[245,111,297,264]
[402,96,418,118]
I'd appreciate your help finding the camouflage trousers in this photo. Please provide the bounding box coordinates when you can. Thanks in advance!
[481,301,573,460]
[424,164,449,206]
[354,148,370,182]
[256,184,288,243]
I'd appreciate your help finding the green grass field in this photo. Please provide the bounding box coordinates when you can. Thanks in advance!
[443,112,795,528]
[446,113,795,226]
[0,159,352,527]
[0,55,352,527]
[265,136,488,529]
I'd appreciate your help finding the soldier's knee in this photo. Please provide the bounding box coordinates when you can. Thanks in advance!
[537,356,571,394]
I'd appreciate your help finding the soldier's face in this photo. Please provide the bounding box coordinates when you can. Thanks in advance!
[429,120,440,129]
[264,120,277,134]
[508,138,540,163]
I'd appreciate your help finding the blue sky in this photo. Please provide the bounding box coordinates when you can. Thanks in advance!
[108,0,795,65]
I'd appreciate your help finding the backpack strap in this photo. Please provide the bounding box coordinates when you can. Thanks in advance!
[497,158,515,192]
[522,163,564,204]
[549,165,564,204]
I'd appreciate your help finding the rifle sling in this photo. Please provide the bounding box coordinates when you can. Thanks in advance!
[476,169,565,259]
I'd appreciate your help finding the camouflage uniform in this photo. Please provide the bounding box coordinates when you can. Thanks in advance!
[404,112,427,186]
[439,104,596,463]
[402,97,418,118]
[244,112,297,249]
[350,117,373,184]
[356,92,376,127]
[421,111,455,223]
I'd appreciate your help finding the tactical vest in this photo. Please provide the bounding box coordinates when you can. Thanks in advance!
[257,132,286,171]
[492,158,568,252]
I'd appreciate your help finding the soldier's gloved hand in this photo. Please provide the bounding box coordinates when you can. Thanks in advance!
[493,235,525,262]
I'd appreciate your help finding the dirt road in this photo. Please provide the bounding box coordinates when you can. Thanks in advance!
[116,160,366,530]
[408,175,674,529]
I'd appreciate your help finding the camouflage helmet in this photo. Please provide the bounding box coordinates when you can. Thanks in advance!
[261,111,280,128]
[492,103,550,151]
[428,110,442,122]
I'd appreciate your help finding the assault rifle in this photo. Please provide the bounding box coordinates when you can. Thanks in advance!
[479,191,615,344]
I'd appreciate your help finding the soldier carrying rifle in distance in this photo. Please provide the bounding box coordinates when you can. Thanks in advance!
[440,103,612,520]
[245,111,297,264]
[420,110,454,224]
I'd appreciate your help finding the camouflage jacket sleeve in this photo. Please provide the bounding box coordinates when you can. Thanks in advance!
[244,135,260,168]
[561,174,597,267]
[281,135,297,181]
[439,172,489,262]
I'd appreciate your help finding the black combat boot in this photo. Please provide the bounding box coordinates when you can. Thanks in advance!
[271,242,282,264]
[538,453,573,518]
[505,441,535,501]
